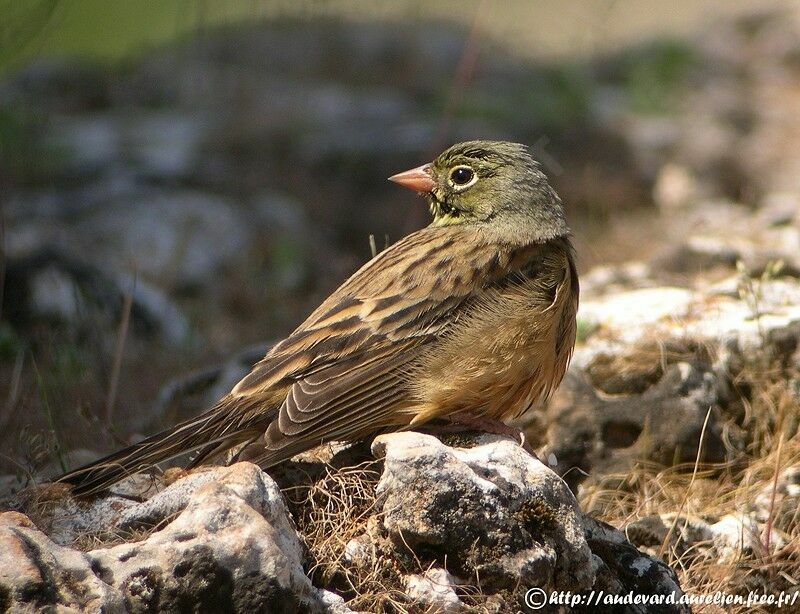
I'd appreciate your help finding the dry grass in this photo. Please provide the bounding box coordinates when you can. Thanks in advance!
[222,333,800,612]
[581,350,800,614]
[7,475,180,552]
[69,522,169,552]
[280,459,416,613]
[280,456,505,612]
[6,357,797,612]
[4,283,798,612]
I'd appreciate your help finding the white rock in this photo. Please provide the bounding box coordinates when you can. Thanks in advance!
[404,568,463,613]
[709,514,764,563]
[89,479,314,612]
[3,436,689,612]
[373,432,594,592]
[73,190,251,287]
[575,276,800,367]
[654,163,699,211]
[2,463,328,612]
[0,512,126,613]
[752,465,800,524]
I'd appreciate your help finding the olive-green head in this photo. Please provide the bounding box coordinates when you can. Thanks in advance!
[389,140,569,243]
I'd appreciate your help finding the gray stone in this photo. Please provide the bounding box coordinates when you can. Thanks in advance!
[533,261,800,489]
[404,568,462,613]
[625,512,773,566]
[3,248,191,345]
[2,463,329,612]
[124,112,206,179]
[584,517,690,613]
[72,189,251,289]
[373,432,594,592]
[43,110,205,180]
[0,511,126,613]
[370,432,685,609]
[4,435,687,612]
[88,480,310,613]
[541,361,728,490]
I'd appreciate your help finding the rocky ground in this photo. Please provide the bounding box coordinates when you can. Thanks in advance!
[1,434,687,613]
[1,7,800,614]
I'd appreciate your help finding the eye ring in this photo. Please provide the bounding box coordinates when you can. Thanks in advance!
[449,165,476,188]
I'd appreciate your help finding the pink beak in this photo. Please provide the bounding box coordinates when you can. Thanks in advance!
[388,163,436,193]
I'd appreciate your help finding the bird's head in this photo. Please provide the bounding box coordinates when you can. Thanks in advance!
[389,140,569,243]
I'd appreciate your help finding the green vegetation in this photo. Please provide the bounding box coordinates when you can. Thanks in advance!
[524,65,594,128]
[0,108,70,184]
[575,316,598,344]
[452,65,593,130]
[0,322,24,362]
[0,0,269,74]
[620,40,696,115]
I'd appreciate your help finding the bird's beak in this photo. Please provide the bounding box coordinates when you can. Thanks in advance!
[388,163,436,193]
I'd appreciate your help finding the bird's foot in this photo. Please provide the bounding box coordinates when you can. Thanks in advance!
[426,412,539,460]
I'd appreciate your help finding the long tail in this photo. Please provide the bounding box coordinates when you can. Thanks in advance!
[56,396,269,496]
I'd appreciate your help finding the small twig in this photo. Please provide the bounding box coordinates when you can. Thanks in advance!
[369,234,377,259]
[0,209,6,322]
[7,347,24,408]
[428,0,486,156]
[105,270,136,426]
[31,357,66,474]
[658,404,713,560]
[763,433,784,554]
[0,347,26,449]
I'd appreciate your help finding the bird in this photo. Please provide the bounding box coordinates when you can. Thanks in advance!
[57,140,579,496]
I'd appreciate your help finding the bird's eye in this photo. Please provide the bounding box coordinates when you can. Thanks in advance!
[450,166,475,186]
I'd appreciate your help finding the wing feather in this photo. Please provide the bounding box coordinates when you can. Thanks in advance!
[231,226,521,396]
[275,340,415,438]
[225,226,553,464]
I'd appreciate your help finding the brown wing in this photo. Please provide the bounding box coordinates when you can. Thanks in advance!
[232,226,522,395]
[229,225,548,464]
[253,340,418,464]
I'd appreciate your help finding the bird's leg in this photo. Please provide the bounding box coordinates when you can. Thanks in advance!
[426,411,540,460]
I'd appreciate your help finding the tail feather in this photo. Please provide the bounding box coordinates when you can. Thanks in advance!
[57,397,268,496]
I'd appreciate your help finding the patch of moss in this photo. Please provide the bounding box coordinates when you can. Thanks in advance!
[523,65,594,129]
[454,64,594,131]
[436,431,483,449]
[513,496,558,536]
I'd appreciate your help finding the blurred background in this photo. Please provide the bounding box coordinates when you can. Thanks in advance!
[1,0,799,478]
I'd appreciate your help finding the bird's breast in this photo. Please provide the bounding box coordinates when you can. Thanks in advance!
[409,240,578,424]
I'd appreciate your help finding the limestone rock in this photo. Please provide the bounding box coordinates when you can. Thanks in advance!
[404,568,462,613]
[370,432,685,611]
[70,189,252,290]
[534,265,800,487]
[2,463,328,613]
[574,275,800,362]
[584,517,691,613]
[751,464,800,524]
[372,432,592,591]
[625,512,773,566]
[542,362,728,490]
[1,434,688,613]
[0,511,125,613]
[87,480,308,613]
[3,248,190,345]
